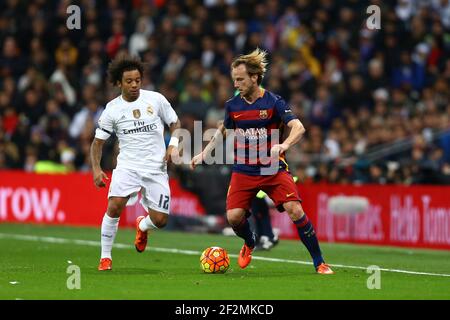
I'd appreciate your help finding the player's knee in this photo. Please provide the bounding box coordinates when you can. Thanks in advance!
[285,202,304,221]
[227,216,240,227]
[226,210,245,227]
[107,202,124,217]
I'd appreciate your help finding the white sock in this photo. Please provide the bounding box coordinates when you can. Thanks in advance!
[139,215,158,232]
[100,213,120,259]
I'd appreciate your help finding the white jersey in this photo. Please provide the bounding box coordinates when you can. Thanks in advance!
[95,89,178,173]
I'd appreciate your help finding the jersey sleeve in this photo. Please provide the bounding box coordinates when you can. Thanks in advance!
[274,97,297,124]
[158,94,178,126]
[223,101,234,129]
[95,107,114,140]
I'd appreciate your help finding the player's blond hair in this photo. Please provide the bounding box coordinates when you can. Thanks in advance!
[231,48,268,85]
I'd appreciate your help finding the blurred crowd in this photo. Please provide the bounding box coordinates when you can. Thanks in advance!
[0,0,450,185]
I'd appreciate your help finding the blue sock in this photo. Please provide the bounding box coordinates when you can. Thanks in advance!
[293,214,324,268]
[232,218,256,248]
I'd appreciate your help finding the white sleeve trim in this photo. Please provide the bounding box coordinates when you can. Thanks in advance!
[95,128,111,140]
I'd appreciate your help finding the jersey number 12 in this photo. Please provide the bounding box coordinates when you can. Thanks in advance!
[158,194,169,210]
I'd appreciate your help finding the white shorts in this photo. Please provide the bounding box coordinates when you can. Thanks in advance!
[108,168,171,214]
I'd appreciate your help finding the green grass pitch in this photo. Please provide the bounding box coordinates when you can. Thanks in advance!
[0,223,449,300]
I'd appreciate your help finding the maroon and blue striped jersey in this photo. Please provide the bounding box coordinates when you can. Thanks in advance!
[223,89,297,175]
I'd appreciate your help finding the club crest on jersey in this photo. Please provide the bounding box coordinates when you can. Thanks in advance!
[259,110,268,119]
[147,105,153,115]
[133,109,141,119]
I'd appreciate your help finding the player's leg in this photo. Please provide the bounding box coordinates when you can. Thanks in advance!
[99,169,141,271]
[227,208,255,248]
[283,201,333,274]
[141,209,169,229]
[100,196,129,263]
[135,172,171,252]
[226,173,259,268]
[135,208,168,252]
[265,171,334,274]
[227,208,256,269]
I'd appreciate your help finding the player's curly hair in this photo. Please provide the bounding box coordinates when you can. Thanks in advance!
[231,48,268,85]
[107,55,145,86]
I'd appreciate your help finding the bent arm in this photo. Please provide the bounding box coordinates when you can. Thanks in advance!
[281,119,306,149]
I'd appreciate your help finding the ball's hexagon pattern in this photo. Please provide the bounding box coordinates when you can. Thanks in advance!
[199,247,230,274]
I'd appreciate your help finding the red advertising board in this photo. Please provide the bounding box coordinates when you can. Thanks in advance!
[270,184,450,250]
[0,171,108,226]
[0,171,205,228]
[1,171,449,250]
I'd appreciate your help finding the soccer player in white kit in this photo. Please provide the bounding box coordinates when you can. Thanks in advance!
[90,56,180,271]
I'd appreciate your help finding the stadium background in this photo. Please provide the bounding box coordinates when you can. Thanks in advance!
[1,0,450,251]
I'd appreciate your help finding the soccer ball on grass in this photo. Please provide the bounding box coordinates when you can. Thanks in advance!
[200,246,230,273]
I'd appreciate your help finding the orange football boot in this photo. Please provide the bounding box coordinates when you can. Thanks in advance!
[316,263,334,274]
[134,216,148,253]
[238,243,254,269]
[98,258,112,271]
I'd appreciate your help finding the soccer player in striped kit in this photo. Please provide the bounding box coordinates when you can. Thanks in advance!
[191,49,333,274]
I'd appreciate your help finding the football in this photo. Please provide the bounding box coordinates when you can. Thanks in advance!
[200,246,230,273]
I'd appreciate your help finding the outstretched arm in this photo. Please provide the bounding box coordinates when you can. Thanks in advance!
[90,138,109,188]
[190,123,227,170]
